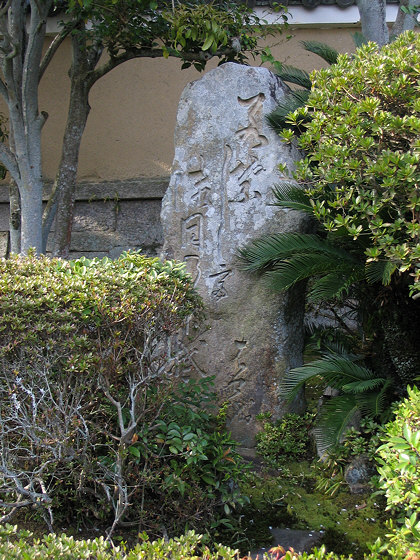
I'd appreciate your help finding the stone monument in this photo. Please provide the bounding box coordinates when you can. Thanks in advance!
[161,63,305,449]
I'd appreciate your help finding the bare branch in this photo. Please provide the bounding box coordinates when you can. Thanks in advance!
[0,0,13,19]
[88,46,238,88]
[39,24,77,81]
[0,141,19,183]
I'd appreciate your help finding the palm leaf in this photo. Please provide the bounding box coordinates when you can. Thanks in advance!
[267,253,358,294]
[238,233,360,273]
[314,395,359,454]
[365,260,397,285]
[273,64,312,89]
[266,90,311,132]
[271,183,313,214]
[352,32,368,48]
[282,353,377,401]
[341,377,387,394]
[308,267,365,302]
[300,40,339,65]
[356,379,393,417]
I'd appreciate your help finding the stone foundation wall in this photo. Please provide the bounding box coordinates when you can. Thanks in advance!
[0,177,169,259]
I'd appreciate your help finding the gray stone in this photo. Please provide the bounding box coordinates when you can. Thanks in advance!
[344,455,375,494]
[67,251,109,260]
[67,231,115,252]
[72,201,117,232]
[161,63,306,447]
[0,204,9,231]
[115,200,163,253]
[250,528,323,558]
[0,232,8,257]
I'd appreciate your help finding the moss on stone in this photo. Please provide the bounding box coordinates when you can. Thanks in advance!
[239,462,389,558]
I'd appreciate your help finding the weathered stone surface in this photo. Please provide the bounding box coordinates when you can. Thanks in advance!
[0,204,9,231]
[115,200,163,254]
[344,455,375,494]
[72,201,117,232]
[58,231,115,253]
[161,63,306,447]
[0,232,8,257]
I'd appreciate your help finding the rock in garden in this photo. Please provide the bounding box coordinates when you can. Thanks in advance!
[345,455,375,494]
[161,63,306,448]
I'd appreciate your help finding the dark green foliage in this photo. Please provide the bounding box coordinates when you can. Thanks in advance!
[266,90,311,131]
[242,33,420,440]
[255,412,314,469]
[300,41,339,65]
[0,253,248,537]
[282,349,392,453]
[375,386,420,552]
[314,418,383,497]
[271,183,314,215]
[66,0,282,72]
[290,32,420,294]
[267,40,337,133]
[273,65,312,89]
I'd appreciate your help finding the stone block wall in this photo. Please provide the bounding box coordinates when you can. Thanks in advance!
[0,177,169,259]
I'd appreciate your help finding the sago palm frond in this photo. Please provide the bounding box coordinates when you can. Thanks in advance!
[308,268,365,302]
[365,260,397,286]
[273,64,312,89]
[282,352,381,401]
[239,233,363,302]
[352,31,368,48]
[238,233,360,274]
[282,348,393,451]
[357,379,393,418]
[341,377,388,394]
[300,40,339,65]
[271,183,313,215]
[313,395,360,454]
[266,90,311,132]
[267,253,359,296]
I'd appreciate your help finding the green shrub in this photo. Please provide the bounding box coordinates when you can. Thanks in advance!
[285,31,420,295]
[0,253,248,537]
[255,413,314,469]
[374,385,420,554]
[0,524,240,560]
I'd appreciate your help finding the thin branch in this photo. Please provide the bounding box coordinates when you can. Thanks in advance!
[39,23,78,81]
[88,46,237,88]
[0,142,19,183]
[0,77,9,102]
[0,0,13,19]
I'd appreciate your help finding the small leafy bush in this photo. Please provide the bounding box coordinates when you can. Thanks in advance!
[0,524,240,560]
[284,31,420,295]
[374,385,420,553]
[314,418,383,496]
[255,413,314,469]
[0,253,248,537]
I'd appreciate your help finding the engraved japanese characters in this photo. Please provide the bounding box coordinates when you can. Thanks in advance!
[161,63,305,448]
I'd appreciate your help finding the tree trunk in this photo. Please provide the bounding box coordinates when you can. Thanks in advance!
[391,0,419,38]
[47,76,90,257]
[0,0,52,254]
[19,179,44,254]
[9,179,21,254]
[356,0,389,46]
[46,34,100,258]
